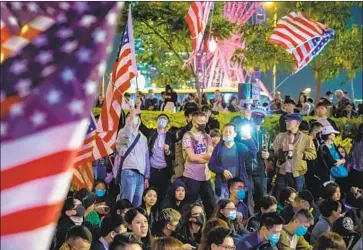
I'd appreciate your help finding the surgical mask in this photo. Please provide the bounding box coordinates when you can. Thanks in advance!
[294,225,308,237]
[236,189,246,200]
[194,214,205,226]
[223,137,234,143]
[268,233,280,246]
[70,216,84,226]
[95,189,106,197]
[157,119,167,129]
[196,124,206,132]
[226,210,237,220]
[329,97,333,102]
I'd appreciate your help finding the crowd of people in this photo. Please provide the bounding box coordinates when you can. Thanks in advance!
[55,87,362,250]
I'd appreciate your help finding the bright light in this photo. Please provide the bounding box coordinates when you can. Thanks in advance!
[152,83,156,88]
[208,38,217,53]
[264,2,274,7]
[303,88,312,95]
[241,124,252,137]
[182,85,187,89]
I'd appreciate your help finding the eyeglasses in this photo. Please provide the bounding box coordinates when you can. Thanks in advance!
[218,244,236,250]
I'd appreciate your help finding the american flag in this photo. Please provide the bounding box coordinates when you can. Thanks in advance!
[185,1,213,65]
[0,2,122,250]
[269,11,334,74]
[96,5,137,155]
[72,114,98,191]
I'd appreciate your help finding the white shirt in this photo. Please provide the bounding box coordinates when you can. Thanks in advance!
[121,98,134,110]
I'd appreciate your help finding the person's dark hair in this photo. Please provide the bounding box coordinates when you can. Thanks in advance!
[299,120,310,131]
[184,108,197,118]
[259,212,284,231]
[109,233,142,250]
[151,237,184,250]
[321,183,340,200]
[192,111,207,118]
[100,214,126,237]
[353,123,363,142]
[278,187,297,206]
[260,195,278,210]
[229,96,238,105]
[152,208,181,235]
[209,128,221,138]
[199,219,229,250]
[165,84,173,92]
[319,199,341,217]
[291,209,314,224]
[124,92,130,98]
[309,121,323,133]
[112,199,133,215]
[227,177,245,191]
[93,179,107,191]
[161,91,165,96]
[298,93,308,104]
[179,202,206,243]
[142,186,159,202]
[206,227,233,250]
[157,113,170,121]
[307,97,314,103]
[124,207,148,225]
[312,232,346,250]
[223,123,236,131]
[62,197,76,214]
[201,105,212,113]
[212,199,234,219]
[65,225,92,243]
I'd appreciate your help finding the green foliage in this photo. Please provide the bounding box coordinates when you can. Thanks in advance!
[93,108,362,142]
[118,2,234,88]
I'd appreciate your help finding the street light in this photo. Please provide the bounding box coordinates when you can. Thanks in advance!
[264,2,274,7]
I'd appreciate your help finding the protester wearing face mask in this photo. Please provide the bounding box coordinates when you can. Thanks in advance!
[54,197,86,250]
[138,113,174,205]
[228,177,250,221]
[209,123,256,201]
[277,209,314,250]
[237,212,284,250]
[212,199,246,238]
[115,107,150,207]
[92,214,128,250]
[182,111,215,217]
[311,199,342,244]
[145,89,158,111]
[174,203,206,249]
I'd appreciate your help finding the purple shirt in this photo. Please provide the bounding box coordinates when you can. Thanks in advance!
[150,132,167,169]
[182,132,212,181]
[348,140,363,172]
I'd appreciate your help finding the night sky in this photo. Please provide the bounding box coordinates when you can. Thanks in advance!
[262,5,363,102]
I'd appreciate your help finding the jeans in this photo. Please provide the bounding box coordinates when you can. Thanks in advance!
[247,175,267,214]
[183,177,216,218]
[120,169,144,207]
[93,165,107,180]
[149,167,171,208]
[275,173,305,199]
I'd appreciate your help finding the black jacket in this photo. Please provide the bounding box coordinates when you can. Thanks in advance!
[91,239,107,250]
[317,143,343,183]
[161,179,188,215]
[139,122,175,172]
[54,215,77,250]
[205,116,220,134]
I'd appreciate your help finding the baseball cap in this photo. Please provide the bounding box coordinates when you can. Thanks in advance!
[73,188,97,209]
[322,126,339,135]
[285,113,302,123]
[326,91,333,95]
[284,96,296,105]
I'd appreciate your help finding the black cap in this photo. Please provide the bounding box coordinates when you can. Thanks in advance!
[284,96,296,105]
[73,188,97,209]
[316,100,329,108]
[326,91,333,95]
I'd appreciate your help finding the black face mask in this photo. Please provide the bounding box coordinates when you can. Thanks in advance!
[196,124,206,132]
[194,214,205,226]
[74,204,86,217]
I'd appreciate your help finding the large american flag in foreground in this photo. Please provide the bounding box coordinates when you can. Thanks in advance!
[96,5,137,155]
[0,2,121,250]
[269,11,334,74]
[185,1,213,65]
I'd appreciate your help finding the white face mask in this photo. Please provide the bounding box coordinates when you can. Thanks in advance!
[70,216,83,226]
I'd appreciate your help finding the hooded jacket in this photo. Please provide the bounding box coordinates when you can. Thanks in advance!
[161,178,188,215]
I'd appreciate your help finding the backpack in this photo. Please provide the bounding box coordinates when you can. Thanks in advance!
[171,139,185,183]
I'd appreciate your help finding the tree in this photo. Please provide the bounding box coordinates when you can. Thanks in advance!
[233,1,362,101]
[118,2,234,92]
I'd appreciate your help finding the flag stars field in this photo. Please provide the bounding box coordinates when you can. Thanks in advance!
[61,68,75,82]
[84,81,97,95]
[35,51,53,65]
[46,89,62,105]
[80,15,96,27]
[68,100,85,115]
[57,28,73,39]
[10,60,27,75]
[30,111,47,127]
[33,35,47,47]
[61,40,79,54]
[93,29,106,44]
[15,78,31,96]
[76,47,92,63]
[9,102,24,117]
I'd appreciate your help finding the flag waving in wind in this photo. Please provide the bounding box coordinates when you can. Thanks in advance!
[96,5,137,155]
[185,1,213,66]
[269,11,334,74]
[0,2,122,250]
